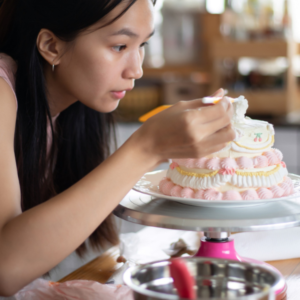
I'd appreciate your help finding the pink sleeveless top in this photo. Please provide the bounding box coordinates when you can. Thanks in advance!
[0,53,57,153]
[0,53,17,102]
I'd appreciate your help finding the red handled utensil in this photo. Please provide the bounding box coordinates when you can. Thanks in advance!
[169,258,196,299]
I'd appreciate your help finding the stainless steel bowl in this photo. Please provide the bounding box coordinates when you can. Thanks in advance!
[123,257,283,300]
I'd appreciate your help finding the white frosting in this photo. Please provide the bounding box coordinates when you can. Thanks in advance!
[167,168,230,189]
[231,134,274,153]
[167,165,287,190]
[232,98,248,123]
[221,98,275,154]
[166,96,287,194]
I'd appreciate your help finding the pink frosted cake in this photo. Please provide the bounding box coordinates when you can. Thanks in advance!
[159,98,294,201]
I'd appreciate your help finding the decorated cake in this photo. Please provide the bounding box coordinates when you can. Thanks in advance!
[159,97,294,201]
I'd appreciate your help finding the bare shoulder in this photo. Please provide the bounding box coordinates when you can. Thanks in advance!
[0,77,21,223]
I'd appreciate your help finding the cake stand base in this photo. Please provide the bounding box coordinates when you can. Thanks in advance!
[195,234,286,299]
[113,189,300,300]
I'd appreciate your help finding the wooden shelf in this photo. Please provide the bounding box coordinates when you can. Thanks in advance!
[211,39,289,58]
[209,38,300,116]
[227,90,287,115]
[142,65,210,83]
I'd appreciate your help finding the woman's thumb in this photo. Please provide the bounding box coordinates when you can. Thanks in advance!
[210,88,225,97]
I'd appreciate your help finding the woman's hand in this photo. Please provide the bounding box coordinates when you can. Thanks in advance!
[132,89,236,164]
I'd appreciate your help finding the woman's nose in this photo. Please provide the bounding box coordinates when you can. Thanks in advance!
[123,51,144,80]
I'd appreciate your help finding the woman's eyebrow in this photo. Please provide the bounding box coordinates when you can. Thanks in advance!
[111,28,155,38]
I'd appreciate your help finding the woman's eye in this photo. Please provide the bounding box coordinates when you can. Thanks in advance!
[113,42,148,52]
[140,42,148,48]
[113,45,127,52]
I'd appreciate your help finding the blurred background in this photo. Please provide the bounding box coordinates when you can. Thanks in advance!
[115,0,300,224]
[116,0,300,121]
[116,0,300,233]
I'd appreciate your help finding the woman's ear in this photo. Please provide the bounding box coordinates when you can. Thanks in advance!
[36,29,65,67]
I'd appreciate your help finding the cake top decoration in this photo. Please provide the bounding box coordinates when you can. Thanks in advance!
[232,98,248,124]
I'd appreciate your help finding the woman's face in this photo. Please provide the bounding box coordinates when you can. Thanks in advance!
[54,0,155,113]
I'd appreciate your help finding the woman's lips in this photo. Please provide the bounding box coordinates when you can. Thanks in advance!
[111,91,126,99]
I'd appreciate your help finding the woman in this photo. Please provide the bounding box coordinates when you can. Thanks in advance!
[0,0,235,296]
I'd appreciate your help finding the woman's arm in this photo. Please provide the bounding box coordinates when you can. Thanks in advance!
[0,79,234,296]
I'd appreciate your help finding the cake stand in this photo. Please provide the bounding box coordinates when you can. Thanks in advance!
[114,175,300,300]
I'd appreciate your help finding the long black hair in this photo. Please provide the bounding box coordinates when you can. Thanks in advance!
[0,0,154,256]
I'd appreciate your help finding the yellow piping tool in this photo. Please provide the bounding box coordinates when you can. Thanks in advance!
[138,95,244,122]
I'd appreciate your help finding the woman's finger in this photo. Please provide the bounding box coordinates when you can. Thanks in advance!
[195,143,229,158]
[172,89,226,111]
[192,98,233,116]
[178,130,232,157]
[201,98,232,122]
[199,125,236,149]
[183,98,233,129]
[195,117,233,142]
[209,88,225,97]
